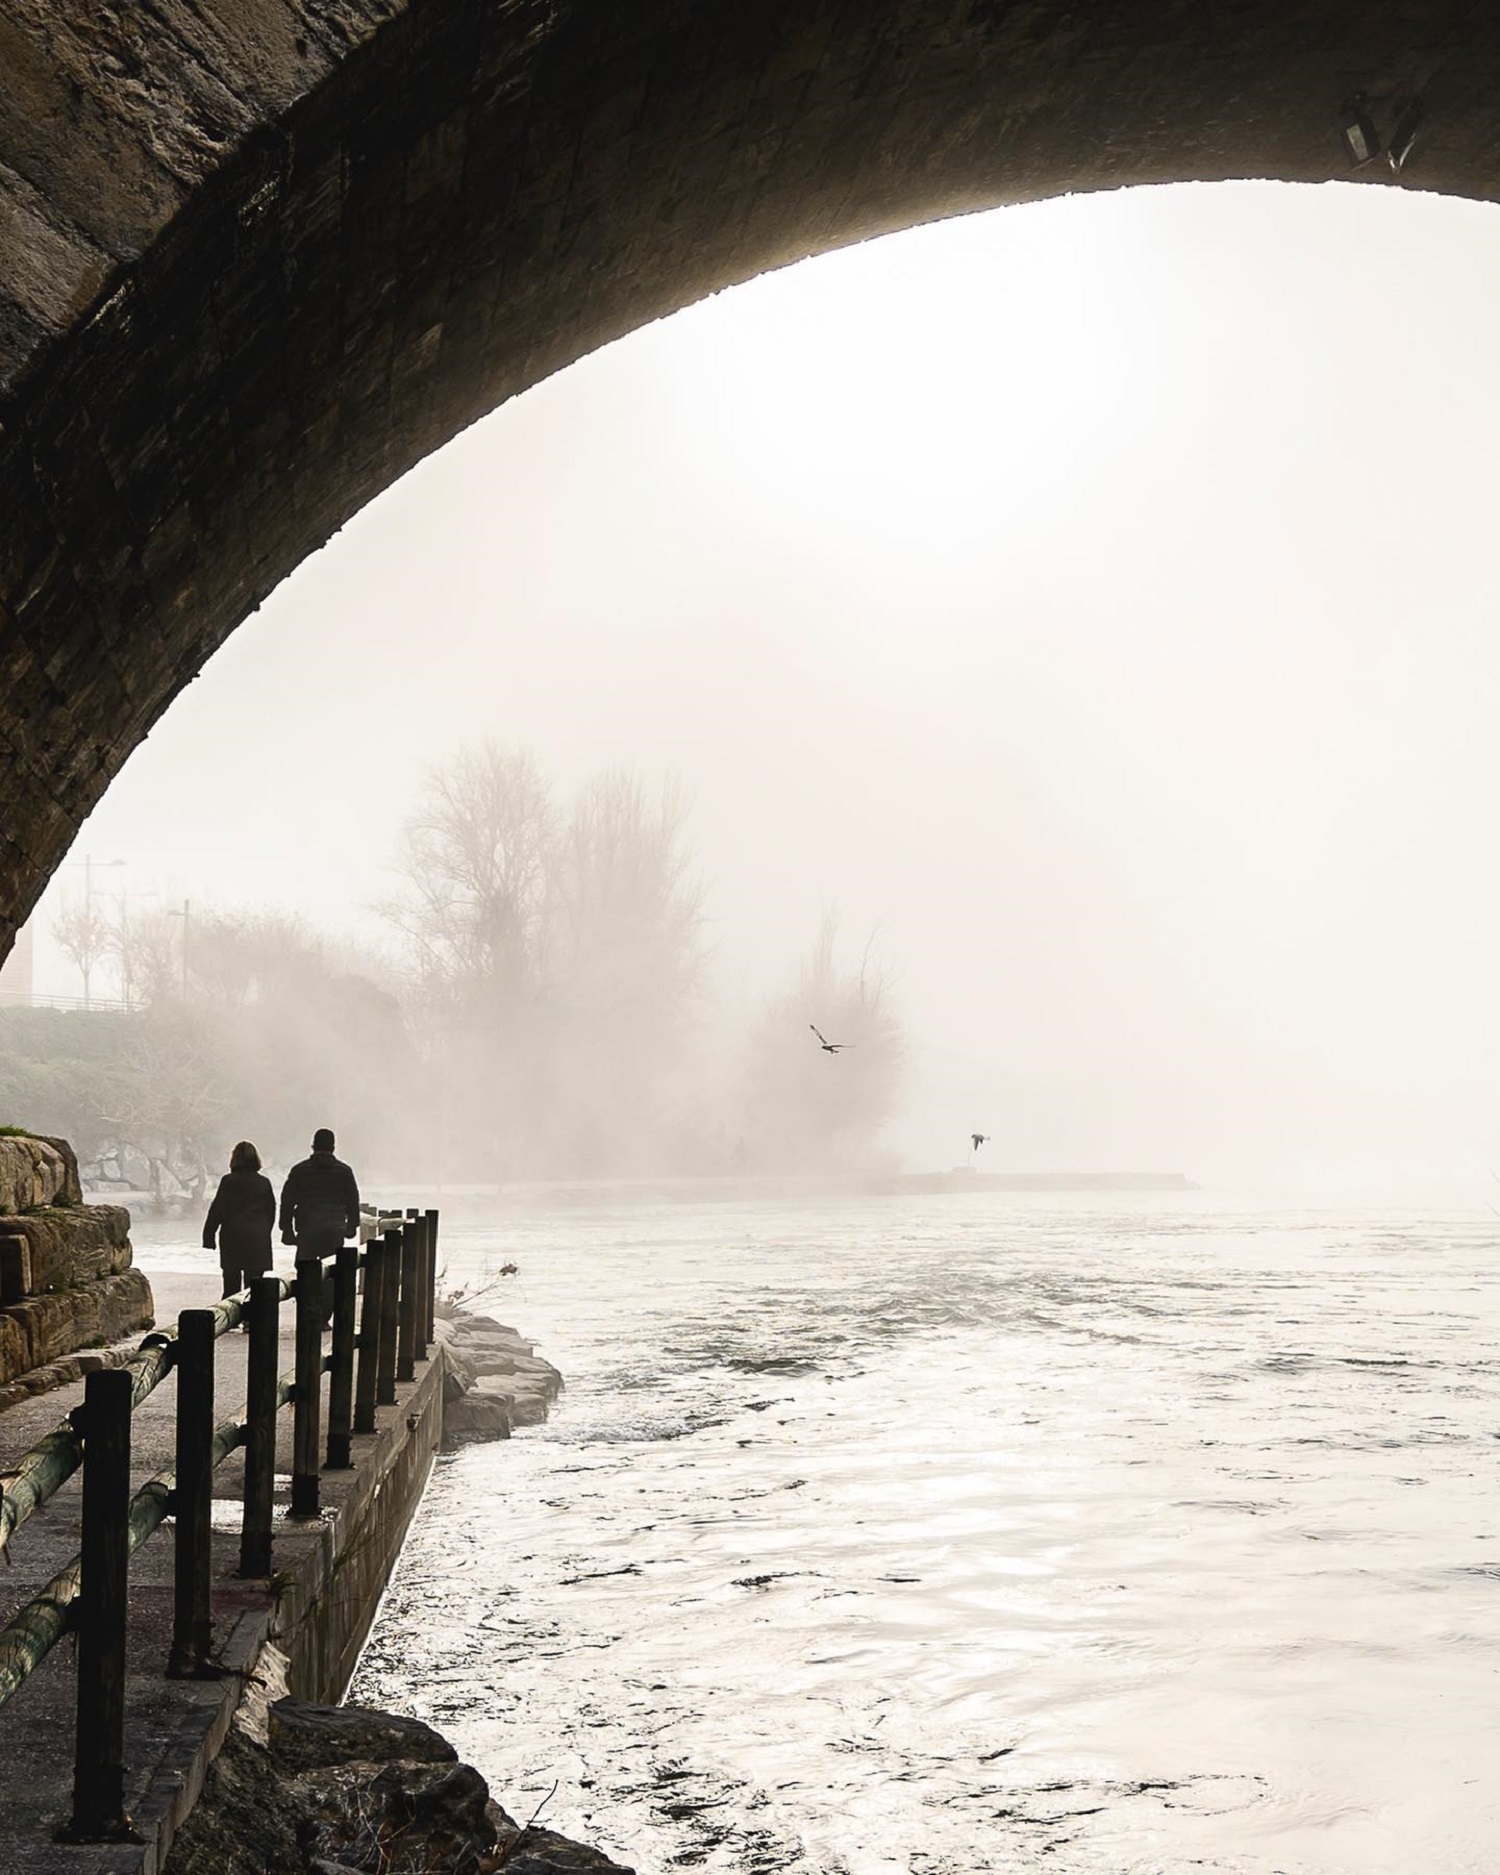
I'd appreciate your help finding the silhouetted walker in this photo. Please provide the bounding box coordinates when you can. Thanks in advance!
[279,1127,360,1319]
[201,1139,275,1300]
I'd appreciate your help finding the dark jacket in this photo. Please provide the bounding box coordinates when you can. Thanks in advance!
[202,1169,276,1270]
[278,1150,360,1248]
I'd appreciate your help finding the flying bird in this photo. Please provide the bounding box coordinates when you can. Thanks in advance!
[971,1133,990,1154]
[810,1024,848,1054]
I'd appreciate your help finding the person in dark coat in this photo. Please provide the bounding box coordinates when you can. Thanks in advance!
[278,1126,361,1266]
[202,1140,276,1298]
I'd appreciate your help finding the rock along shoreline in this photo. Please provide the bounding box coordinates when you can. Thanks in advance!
[165,1697,633,1875]
[436,1300,566,1448]
[165,1304,633,1875]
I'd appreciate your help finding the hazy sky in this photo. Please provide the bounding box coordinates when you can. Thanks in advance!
[36,180,1500,1192]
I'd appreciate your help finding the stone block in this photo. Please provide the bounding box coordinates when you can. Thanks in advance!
[442,1389,512,1446]
[0,1311,28,1383]
[0,1203,134,1294]
[0,1267,153,1383]
[468,1346,562,1403]
[476,1373,552,1428]
[7,1286,97,1369]
[269,1700,458,1774]
[0,1133,82,1212]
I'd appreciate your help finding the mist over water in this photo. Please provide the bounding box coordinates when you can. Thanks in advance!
[336,1193,1500,1872]
[45,180,1500,1194]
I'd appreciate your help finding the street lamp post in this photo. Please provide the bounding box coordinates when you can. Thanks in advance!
[167,899,191,999]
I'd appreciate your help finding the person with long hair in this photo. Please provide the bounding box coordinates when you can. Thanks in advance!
[202,1140,276,1298]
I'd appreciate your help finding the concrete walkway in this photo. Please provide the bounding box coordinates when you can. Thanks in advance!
[0,1269,443,1874]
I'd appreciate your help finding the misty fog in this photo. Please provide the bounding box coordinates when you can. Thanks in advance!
[30,179,1500,1195]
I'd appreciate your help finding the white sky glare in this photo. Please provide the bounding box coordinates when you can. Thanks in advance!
[44,180,1500,1193]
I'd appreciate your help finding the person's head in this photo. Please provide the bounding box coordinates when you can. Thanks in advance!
[312,1127,336,1155]
[230,1140,261,1174]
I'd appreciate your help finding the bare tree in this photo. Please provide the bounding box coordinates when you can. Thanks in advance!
[546,770,707,1171]
[52,893,113,1006]
[98,1004,232,1200]
[191,908,325,1008]
[384,741,557,1003]
[169,906,416,1175]
[108,904,182,1010]
[380,743,559,1178]
[556,770,704,1001]
[380,743,710,1178]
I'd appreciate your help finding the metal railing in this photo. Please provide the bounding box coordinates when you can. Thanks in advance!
[0,1206,441,1841]
[0,989,137,1012]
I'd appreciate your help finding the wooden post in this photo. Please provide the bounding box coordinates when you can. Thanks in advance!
[238,1277,279,1577]
[290,1259,323,1518]
[403,1208,424,1363]
[376,1229,401,1406]
[168,1309,216,1677]
[424,1207,440,1345]
[354,1242,382,1435]
[326,1245,358,1468]
[64,1368,140,1841]
[397,1222,418,1384]
[410,1213,428,1365]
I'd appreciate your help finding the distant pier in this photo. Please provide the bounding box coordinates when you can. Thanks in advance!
[879,1170,1200,1194]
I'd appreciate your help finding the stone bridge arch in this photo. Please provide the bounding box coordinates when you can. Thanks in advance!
[2,0,1497,955]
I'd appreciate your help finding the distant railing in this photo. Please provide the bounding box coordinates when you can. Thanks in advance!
[0,1206,441,1841]
[0,989,137,1012]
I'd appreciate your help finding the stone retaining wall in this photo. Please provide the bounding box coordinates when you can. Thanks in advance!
[281,1337,449,1704]
[0,1133,154,1386]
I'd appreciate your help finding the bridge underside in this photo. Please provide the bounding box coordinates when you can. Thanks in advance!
[2,0,1498,953]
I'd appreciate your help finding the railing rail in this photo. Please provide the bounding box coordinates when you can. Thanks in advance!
[0,1206,441,1839]
[0,1332,175,1556]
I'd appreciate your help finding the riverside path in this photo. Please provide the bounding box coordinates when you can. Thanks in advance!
[0,1256,449,1875]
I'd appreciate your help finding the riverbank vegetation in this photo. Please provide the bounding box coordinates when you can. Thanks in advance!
[1,742,905,1192]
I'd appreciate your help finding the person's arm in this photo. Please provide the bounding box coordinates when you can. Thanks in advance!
[278,1168,298,1244]
[258,1175,276,1228]
[201,1177,227,1252]
[343,1164,361,1239]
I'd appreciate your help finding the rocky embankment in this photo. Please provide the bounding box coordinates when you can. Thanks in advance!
[166,1698,633,1874]
[438,1304,564,1447]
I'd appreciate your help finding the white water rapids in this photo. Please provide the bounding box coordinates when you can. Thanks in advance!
[151,1194,1500,1870]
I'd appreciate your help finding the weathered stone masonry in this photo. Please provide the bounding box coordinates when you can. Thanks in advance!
[5,1,1500,957]
[0,1132,154,1394]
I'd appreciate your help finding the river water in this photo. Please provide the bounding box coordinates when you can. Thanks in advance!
[149,1194,1500,1871]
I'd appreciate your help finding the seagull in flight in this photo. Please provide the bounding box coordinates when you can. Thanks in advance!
[971,1133,990,1154]
[810,1024,848,1054]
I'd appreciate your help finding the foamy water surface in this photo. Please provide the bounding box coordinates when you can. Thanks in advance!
[147,1194,1500,1870]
